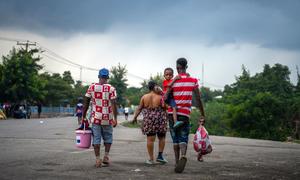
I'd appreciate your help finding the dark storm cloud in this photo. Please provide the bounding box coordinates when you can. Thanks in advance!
[0,0,299,50]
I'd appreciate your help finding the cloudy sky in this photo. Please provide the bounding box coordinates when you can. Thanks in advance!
[0,0,299,88]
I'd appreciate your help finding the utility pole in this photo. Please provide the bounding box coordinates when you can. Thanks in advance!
[202,63,204,87]
[17,40,36,52]
[80,66,82,82]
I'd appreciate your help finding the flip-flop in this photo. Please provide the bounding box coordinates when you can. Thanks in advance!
[102,156,110,167]
[95,159,102,168]
[198,154,204,162]
[175,156,187,173]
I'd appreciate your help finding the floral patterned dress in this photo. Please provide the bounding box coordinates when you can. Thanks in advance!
[141,107,167,135]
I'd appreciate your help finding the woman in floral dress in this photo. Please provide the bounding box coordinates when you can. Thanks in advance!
[133,81,168,164]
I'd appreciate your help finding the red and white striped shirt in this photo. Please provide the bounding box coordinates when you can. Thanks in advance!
[85,83,117,125]
[168,73,199,117]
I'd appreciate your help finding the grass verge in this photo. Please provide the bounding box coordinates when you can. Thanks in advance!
[121,121,141,128]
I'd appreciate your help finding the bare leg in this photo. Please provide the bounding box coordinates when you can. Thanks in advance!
[172,108,177,123]
[78,117,81,125]
[179,143,187,157]
[158,136,165,153]
[173,144,180,165]
[147,135,156,160]
[104,143,111,155]
[103,143,112,165]
[93,144,102,167]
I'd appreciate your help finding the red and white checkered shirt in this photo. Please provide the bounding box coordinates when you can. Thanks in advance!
[85,83,117,125]
[168,73,199,117]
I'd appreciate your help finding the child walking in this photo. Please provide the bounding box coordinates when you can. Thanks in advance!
[193,118,212,162]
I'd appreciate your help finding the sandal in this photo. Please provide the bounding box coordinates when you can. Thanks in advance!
[95,159,102,168]
[197,154,203,162]
[174,156,187,173]
[102,156,110,166]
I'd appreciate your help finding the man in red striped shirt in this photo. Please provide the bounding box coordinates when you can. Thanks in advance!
[169,58,205,173]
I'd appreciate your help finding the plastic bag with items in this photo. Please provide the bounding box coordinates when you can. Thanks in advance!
[193,125,212,154]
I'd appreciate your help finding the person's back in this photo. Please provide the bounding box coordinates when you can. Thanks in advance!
[142,91,162,109]
[132,81,168,164]
[124,107,129,114]
[171,74,198,117]
[87,83,115,125]
[82,68,118,168]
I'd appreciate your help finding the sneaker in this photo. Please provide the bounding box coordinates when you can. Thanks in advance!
[156,156,168,164]
[174,156,187,173]
[145,159,155,165]
[173,121,184,129]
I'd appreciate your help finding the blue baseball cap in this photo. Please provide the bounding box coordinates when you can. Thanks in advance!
[98,68,109,78]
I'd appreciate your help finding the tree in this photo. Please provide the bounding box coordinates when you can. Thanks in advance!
[140,73,164,95]
[72,80,89,105]
[223,64,295,141]
[40,72,73,106]
[0,48,45,103]
[62,71,75,85]
[108,63,128,107]
[125,87,142,106]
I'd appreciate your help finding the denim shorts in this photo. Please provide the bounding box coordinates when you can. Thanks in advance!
[169,115,190,144]
[166,98,176,108]
[92,124,113,145]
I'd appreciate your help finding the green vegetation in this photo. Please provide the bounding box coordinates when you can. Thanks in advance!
[1,47,299,141]
[109,63,128,107]
[121,121,141,128]
[190,64,300,141]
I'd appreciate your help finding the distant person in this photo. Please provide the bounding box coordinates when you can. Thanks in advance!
[0,105,6,120]
[26,103,31,119]
[82,68,118,168]
[75,99,83,125]
[132,81,168,165]
[37,102,42,118]
[124,107,129,120]
[19,105,27,119]
[169,58,205,173]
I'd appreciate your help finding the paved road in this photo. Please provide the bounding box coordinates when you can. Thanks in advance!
[0,116,299,180]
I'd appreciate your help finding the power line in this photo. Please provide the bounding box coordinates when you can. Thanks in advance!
[41,53,80,68]
[0,36,28,43]
[3,36,211,85]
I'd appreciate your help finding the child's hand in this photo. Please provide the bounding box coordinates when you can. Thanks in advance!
[174,75,181,81]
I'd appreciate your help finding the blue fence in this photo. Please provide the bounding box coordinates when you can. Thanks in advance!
[30,106,125,115]
[30,106,75,114]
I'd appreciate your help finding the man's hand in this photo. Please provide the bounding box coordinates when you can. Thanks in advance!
[112,119,118,127]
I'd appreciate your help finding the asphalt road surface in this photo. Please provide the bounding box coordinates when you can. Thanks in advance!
[0,116,299,180]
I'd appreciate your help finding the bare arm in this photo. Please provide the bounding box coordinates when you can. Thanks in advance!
[193,88,205,122]
[82,96,91,122]
[164,75,181,100]
[168,75,181,87]
[132,97,144,123]
[111,99,118,127]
